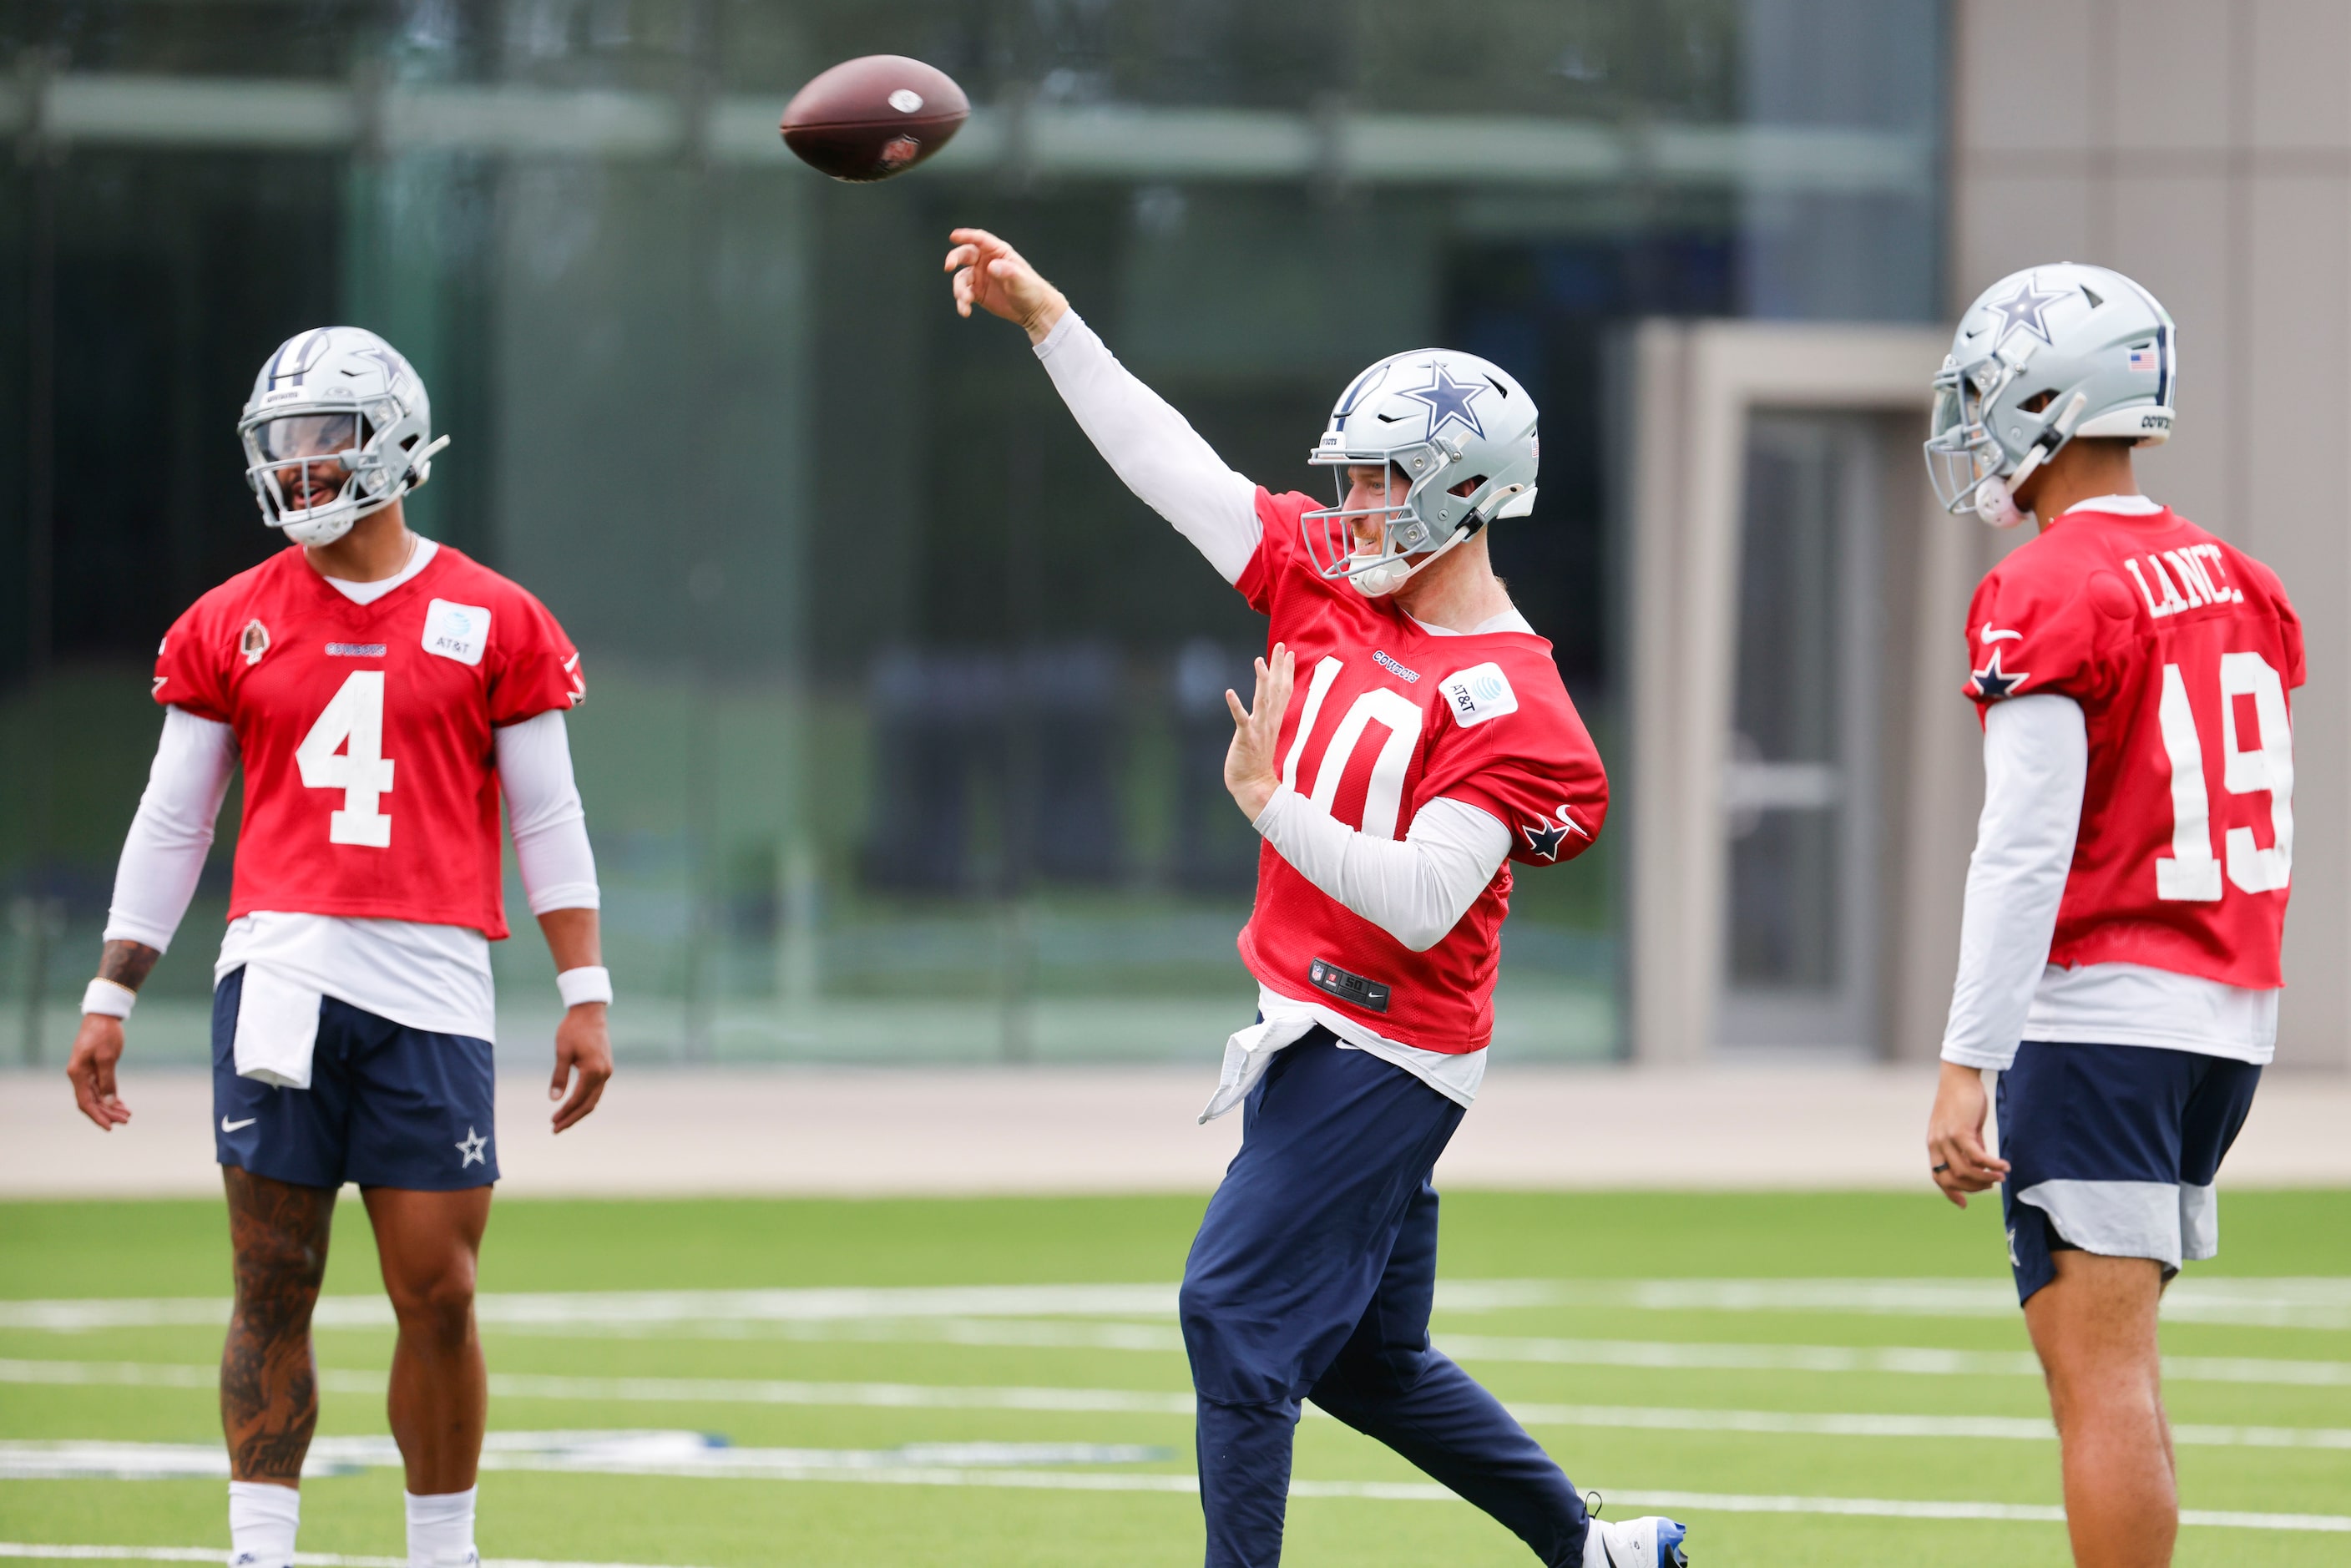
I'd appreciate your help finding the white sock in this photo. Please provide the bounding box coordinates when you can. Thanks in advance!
[406,1485,479,1567]
[227,1479,299,1568]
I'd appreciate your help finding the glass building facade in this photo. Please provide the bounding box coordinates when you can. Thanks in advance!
[0,0,1944,1067]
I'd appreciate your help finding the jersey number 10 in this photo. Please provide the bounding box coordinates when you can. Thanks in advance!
[296,670,397,847]
[2155,652,2291,901]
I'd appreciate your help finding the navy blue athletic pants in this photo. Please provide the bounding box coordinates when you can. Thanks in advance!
[1179,1031,1590,1567]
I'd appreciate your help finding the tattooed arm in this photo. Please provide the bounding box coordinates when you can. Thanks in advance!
[66,942,160,1130]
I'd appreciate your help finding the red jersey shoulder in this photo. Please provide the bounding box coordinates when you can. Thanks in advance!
[415,547,587,722]
[152,549,311,720]
[2212,541,2304,689]
[1421,642,1608,866]
[1238,488,1337,615]
[1963,525,2140,710]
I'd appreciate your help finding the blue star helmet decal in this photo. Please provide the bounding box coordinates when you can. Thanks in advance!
[349,343,407,388]
[1984,275,2072,350]
[1970,648,2030,701]
[1403,362,1490,441]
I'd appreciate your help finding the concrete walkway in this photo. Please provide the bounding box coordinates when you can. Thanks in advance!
[5,1063,2348,1198]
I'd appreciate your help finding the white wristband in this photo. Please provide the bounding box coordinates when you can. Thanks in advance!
[82,979,138,1019]
[556,966,613,1009]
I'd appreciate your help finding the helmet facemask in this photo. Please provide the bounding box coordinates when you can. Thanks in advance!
[1302,438,1532,598]
[237,327,449,549]
[1305,444,1456,597]
[1924,357,2021,524]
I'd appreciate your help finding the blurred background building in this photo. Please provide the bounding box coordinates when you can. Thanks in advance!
[0,0,2340,1075]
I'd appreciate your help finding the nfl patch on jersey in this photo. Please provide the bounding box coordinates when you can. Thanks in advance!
[1439,663,1518,728]
[422,599,491,666]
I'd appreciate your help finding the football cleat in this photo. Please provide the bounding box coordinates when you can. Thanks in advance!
[1583,1512,1690,1568]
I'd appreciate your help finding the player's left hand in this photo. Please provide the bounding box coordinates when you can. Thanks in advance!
[549,1003,613,1133]
[1224,643,1295,822]
[1925,1059,2009,1208]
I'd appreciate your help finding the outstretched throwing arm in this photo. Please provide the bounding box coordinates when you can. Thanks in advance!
[944,227,1261,583]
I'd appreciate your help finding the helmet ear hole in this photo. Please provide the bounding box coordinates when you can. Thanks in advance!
[2019,389,2057,413]
[1447,474,1488,498]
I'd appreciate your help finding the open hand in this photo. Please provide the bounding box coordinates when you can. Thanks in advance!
[1926,1060,2010,1208]
[549,1004,614,1134]
[66,1014,133,1131]
[944,228,1068,343]
[1224,643,1296,822]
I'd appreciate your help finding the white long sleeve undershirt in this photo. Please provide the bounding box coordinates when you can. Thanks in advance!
[1252,788,1509,952]
[495,711,601,914]
[1034,310,1263,584]
[103,701,599,1042]
[1940,693,2276,1070]
[1940,696,2086,1069]
[104,706,240,952]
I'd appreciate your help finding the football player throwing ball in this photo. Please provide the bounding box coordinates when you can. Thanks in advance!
[1927,266,2301,1568]
[947,229,1685,1568]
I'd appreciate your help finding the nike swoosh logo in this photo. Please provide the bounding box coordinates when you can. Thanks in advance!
[1979,622,2022,644]
[220,1116,257,1133]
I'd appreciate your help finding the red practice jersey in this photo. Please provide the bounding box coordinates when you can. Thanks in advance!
[1964,504,2301,987]
[1235,489,1610,1053]
[154,544,585,939]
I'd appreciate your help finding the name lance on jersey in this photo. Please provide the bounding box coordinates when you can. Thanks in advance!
[2125,543,2244,620]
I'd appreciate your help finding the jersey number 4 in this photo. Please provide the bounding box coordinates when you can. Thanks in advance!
[296,670,397,847]
[2156,652,2291,901]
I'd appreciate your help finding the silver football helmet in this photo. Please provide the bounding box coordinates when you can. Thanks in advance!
[238,326,449,547]
[1304,348,1540,596]
[1925,263,2176,529]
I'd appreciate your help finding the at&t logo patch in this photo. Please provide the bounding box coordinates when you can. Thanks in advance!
[1439,662,1518,727]
[422,599,491,666]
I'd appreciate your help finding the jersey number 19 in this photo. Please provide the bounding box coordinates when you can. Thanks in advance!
[296,670,397,848]
[2155,651,2291,901]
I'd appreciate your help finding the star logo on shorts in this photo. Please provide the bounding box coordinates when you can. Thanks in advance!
[1969,648,2029,701]
[455,1127,488,1167]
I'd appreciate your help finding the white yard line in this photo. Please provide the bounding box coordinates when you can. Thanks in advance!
[7,1277,2347,1333]
[3,1467,2344,1535]
[0,1434,1170,1482]
[14,1314,2351,1389]
[0,1547,715,1567]
[13,1360,2351,1451]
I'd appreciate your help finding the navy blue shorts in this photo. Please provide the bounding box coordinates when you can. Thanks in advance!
[212,965,499,1191]
[1997,1039,2261,1304]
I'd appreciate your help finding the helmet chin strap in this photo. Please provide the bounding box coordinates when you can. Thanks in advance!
[1977,389,2089,529]
[1347,517,1481,598]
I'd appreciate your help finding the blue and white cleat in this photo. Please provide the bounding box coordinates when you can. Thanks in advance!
[1583,1512,1690,1568]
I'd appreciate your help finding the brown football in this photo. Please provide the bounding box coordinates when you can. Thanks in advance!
[780,56,970,183]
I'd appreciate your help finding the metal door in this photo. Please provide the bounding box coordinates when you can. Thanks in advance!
[1717,413,1882,1054]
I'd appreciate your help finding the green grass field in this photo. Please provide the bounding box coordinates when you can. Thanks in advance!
[3,1190,2348,1566]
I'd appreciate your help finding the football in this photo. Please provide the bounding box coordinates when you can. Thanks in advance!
[779,55,970,183]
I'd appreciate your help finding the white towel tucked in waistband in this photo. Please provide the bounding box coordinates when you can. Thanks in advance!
[1198,1015,1317,1124]
[232,966,324,1090]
